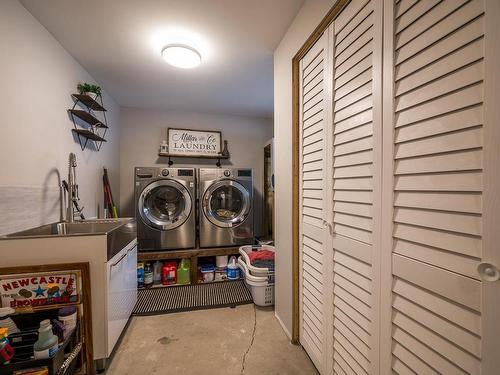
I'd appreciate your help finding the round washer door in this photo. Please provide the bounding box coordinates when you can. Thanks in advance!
[139,179,192,230]
[203,180,251,228]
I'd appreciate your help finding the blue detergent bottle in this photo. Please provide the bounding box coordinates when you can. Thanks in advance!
[137,262,145,288]
[227,256,240,280]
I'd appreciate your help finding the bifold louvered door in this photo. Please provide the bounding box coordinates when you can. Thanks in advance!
[382,0,500,373]
[298,31,334,374]
[330,0,382,374]
[298,0,383,373]
[298,0,500,373]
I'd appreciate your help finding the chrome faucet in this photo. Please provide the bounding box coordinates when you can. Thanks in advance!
[67,152,80,223]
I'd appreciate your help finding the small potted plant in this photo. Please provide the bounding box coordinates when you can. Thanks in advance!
[77,82,102,100]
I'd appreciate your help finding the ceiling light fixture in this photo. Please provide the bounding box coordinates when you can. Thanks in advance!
[161,44,202,69]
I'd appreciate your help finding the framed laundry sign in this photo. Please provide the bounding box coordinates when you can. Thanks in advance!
[166,127,222,157]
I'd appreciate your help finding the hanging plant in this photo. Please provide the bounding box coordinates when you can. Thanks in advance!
[77,82,102,99]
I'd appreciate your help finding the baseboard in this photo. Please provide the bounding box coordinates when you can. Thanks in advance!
[274,311,292,341]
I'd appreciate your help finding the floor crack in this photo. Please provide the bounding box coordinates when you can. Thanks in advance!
[241,305,257,375]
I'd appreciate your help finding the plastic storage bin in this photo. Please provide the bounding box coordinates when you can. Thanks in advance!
[200,264,215,283]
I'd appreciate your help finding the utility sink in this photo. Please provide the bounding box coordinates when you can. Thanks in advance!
[0,217,138,364]
[3,218,132,237]
[1,218,136,260]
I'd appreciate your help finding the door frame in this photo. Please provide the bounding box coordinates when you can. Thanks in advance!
[291,0,349,344]
[481,0,500,371]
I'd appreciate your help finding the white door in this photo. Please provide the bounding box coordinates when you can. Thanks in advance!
[382,0,500,373]
[298,0,500,373]
[329,0,383,374]
[298,30,334,374]
[298,1,383,373]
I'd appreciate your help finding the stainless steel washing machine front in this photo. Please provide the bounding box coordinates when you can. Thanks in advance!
[198,168,254,248]
[135,167,196,250]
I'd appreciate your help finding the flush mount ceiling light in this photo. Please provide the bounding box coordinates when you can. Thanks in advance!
[161,44,202,69]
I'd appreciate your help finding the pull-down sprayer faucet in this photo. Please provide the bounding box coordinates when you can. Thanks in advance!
[66,152,80,223]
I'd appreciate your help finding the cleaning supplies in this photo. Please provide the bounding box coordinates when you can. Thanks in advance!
[162,262,177,285]
[0,307,19,334]
[201,264,215,283]
[227,256,240,280]
[153,261,163,285]
[216,255,228,268]
[33,320,58,359]
[215,255,228,281]
[144,263,154,288]
[0,328,14,364]
[137,262,145,288]
[58,306,77,338]
[177,259,191,285]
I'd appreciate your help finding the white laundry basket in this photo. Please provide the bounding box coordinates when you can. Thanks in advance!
[238,258,274,307]
[238,245,275,278]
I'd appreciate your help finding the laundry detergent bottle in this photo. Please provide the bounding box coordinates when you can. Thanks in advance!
[177,258,191,285]
[33,320,58,359]
[227,256,240,280]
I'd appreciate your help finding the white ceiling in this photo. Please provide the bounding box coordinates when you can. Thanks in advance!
[21,0,304,118]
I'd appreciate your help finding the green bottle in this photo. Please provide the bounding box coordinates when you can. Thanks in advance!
[177,259,191,285]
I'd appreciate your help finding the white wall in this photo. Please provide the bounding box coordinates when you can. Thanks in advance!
[0,0,121,235]
[273,0,334,337]
[119,107,273,236]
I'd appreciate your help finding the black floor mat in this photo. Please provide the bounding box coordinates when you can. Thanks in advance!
[132,280,253,315]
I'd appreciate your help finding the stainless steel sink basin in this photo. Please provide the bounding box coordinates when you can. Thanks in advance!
[3,219,130,237]
[2,218,137,260]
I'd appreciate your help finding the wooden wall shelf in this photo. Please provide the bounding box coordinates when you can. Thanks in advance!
[69,109,107,128]
[158,152,230,160]
[72,94,107,111]
[69,93,108,151]
[71,129,107,142]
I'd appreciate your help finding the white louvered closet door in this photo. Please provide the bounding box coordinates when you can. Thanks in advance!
[330,0,382,374]
[298,31,334,374]
[384,0,500,373]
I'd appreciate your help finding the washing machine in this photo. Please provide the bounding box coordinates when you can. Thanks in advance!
[199,168,254,248]
[135,167,196,250]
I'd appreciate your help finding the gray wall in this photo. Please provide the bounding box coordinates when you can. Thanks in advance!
[0,0,121,235]
[273,0,335,337]
[119,107,273,236]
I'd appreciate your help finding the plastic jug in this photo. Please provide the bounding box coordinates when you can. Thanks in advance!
[227,256,240,280]
[144,262,154,288]
[153,261,163,285]
[33,320,58,359]
[162,262,177,285]
[137,262,145,288]
[177,258,191,285]
[0,308,19,334]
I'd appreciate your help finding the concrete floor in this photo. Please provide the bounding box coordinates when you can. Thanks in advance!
[107,304,318,375]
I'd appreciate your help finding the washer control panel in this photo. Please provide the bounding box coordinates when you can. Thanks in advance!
[161,169,170,177]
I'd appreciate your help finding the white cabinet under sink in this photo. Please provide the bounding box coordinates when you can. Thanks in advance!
[106,241,137,357]
[0,218,137,369]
